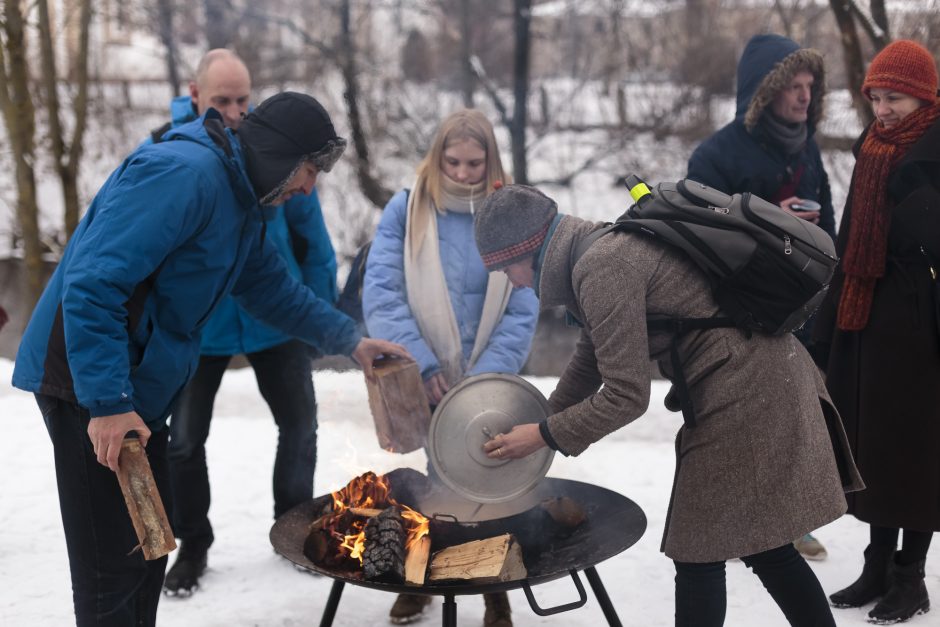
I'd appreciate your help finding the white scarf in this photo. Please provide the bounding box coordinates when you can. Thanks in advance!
[403,177,512,385]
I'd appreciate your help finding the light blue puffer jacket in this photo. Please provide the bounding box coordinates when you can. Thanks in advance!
[363,189,538,380]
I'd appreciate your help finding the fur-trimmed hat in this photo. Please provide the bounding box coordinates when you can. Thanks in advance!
[862,40,939,103]
[237,92,347,204]
[737,34,825,131]
[474,184,557,271]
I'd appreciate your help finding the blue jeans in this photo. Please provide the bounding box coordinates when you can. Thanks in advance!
[167,340,317,548]
[674,544,835,626]
[36,394,169,627]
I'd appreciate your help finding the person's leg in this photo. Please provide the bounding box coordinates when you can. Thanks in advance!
[742,544,835,627]
[167,354,230,548]
[674,560,727,627]
[164,354,229,595]
[38,394,168,627]
[830,525,897,608]
[868,529,932,623]
[247,340,317,518]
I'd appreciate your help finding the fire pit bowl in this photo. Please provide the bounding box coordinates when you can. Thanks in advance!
[270,477,646,626]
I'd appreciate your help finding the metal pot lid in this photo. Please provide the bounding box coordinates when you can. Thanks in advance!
[428,373,554,503]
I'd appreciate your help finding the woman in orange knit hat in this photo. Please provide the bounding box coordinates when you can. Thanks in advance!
[813,39,940,624]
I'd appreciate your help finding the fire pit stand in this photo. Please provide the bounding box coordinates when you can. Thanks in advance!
[271,478,646,626]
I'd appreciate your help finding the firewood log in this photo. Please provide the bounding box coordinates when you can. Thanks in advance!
[362,508,406,583]
[404,536,431,585]
[428,533,527,583]
[115,438,176,560]
[365,357,430,454]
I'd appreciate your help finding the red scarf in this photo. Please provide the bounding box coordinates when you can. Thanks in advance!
[837,101,940,331]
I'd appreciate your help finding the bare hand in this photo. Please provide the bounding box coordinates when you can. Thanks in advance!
[423,373,450,405]
[483,423,547,459]
[351,338,412,380]
[87,411,150,472]
[780,196,820,224]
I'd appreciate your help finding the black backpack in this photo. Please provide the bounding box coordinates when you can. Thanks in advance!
[336,189,410,332]
[574,175,838,427]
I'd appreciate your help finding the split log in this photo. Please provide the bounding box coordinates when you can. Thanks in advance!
[349,507,383,518]
[362,507,406,583]
[116,437,177,560]
[404,536,431,585]
[428,533,527,583]
[366,357,430,454]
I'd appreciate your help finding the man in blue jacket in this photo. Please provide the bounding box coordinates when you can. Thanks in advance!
[150,50,342,598]
[687,33,833,561]
[12,92,407,626]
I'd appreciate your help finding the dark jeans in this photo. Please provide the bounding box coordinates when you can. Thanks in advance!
[167,339,317,548]
[675,544,835,627]
[37,394,169,627]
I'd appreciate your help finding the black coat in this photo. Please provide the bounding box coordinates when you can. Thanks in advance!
[813,118,940,532]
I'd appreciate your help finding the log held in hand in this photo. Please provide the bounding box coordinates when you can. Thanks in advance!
[116,437,176,560]
[365,357,431,454]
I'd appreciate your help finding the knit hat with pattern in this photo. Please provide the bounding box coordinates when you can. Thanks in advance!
[474,184,557,271]
[862,40,939,103]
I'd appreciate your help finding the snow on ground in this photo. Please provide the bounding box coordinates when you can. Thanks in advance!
[1,358,938,626]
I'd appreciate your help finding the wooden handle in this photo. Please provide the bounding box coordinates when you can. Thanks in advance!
[115,438,177,560]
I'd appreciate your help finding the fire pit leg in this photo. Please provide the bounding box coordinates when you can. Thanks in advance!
[318,579,345,627]
[585,566,623,627]
[442,593,457,627]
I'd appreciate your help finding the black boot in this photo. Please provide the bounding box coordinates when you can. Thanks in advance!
[867,558,930,624]
[830,544,896,608]
[163,541,209,598]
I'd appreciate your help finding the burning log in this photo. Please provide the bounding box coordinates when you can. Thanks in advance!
[362,507,406,583]
[428,533,527,583]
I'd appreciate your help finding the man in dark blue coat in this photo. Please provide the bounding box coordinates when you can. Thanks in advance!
[687,33,834,562]
[688,33,836,241]
[149,50,343,598]
[12,92,408,626]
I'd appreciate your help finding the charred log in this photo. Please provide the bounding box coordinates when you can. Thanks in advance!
[362,507,406,583]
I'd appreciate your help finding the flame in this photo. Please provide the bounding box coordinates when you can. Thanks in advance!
[401,505,430,550]
[324,472,430,566]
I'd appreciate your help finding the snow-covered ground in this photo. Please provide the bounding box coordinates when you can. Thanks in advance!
[2,359,938,626]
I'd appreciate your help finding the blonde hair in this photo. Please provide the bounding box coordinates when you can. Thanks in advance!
[415,109,510,208]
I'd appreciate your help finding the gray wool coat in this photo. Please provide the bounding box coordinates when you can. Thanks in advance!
[539,216,863,563]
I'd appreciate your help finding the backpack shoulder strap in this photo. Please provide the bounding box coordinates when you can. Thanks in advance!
[149,121,173,144]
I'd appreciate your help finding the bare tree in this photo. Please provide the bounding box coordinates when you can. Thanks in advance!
[0,0,42,307]
[338,0,393,207]
[509,0,531,184]
[37,0,93,238]
[155,0,182,97]
[829,0,889,127]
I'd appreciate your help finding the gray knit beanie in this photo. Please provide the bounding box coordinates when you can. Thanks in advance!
[474,184,558,271]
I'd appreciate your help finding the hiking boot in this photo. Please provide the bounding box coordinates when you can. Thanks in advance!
[794,533,828,561]
[868,558,930,624]
[389,593,431,624]
[163,542,208,598]
[830,544,896,608]
[483,591,512,627]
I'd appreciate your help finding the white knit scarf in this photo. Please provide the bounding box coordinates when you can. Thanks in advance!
[403,176,512,385]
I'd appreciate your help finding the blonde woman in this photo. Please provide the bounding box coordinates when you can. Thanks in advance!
[363,110,538,626]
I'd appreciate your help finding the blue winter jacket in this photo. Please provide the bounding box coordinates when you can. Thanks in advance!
[363,190,539,381]
[154,96,339,355]
[12,112,360,429]
[687,34,836,240]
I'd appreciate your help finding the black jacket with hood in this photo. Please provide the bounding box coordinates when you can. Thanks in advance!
[687,33,836,241]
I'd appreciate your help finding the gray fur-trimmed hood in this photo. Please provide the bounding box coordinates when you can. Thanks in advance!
[735,34,825,132]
